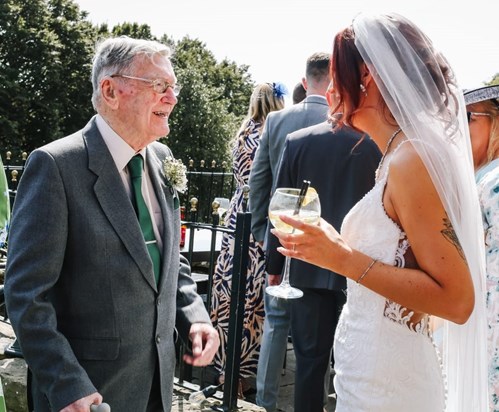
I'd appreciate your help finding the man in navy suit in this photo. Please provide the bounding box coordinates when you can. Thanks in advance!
[265,113,381,411]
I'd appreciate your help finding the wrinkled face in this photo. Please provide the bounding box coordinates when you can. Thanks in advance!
[112,54,178,146]
[466,102,492,169]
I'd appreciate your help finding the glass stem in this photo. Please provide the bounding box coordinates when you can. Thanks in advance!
[280,256,292,288]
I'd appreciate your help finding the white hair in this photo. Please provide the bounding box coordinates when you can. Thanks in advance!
[91,36,172,110]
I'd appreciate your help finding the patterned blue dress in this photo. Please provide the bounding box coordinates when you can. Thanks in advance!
[477,158,499,411]
[210,119,266,379]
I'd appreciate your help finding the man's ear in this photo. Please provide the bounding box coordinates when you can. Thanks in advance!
[101,78,119,109]
[301,77,308,90]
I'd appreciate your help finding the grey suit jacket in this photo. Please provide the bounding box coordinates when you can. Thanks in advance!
[249,95,329,243]
[4,117,210,411]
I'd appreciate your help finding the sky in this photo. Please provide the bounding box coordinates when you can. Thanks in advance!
[76,0,498,104]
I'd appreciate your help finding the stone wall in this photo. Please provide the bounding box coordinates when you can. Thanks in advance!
[0,322,28,412]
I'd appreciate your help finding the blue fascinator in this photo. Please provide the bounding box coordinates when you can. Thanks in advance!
[271,82,288,99]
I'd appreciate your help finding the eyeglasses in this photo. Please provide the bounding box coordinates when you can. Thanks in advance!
[110,74,182,96]
[467,111,491,123]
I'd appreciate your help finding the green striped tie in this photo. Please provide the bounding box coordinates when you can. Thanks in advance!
[128,155,161,285]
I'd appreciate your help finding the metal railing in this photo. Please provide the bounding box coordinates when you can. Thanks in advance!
[178,187,251,411]
[182,159,235,223]
[2,151,28,209]
[2,152,235,223]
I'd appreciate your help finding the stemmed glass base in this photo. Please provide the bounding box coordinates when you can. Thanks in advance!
[266,186,320,300]
[266,284,303,299]
[265,255,304,299]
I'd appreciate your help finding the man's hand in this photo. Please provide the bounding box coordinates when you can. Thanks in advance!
[268,274,282,286]
[59,392,102,412]
[183,323,220,366]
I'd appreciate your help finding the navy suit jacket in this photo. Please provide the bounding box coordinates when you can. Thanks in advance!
[249,95,329,243]
[266,121,381,290]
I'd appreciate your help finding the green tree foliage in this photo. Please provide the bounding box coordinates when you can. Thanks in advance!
[164,36,254,165]
[0,0,97,159]
[171,37,252,119]
[486,73,499,86]
[111,22,155,40]
[166,65,239,165]
[0,0,254,170]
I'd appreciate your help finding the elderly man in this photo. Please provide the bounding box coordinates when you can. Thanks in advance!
[5,37,219,412]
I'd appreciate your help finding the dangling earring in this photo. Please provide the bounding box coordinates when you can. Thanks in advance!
[360,84,367,96]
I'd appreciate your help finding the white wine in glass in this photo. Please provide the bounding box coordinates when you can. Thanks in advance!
[266,186,321,299]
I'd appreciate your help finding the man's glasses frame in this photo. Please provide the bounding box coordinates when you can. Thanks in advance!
[110,74,182,96]
[467,111,491,123]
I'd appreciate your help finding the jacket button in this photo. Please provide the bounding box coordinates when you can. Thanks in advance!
[156,335,161,344]
[156,298,161,306]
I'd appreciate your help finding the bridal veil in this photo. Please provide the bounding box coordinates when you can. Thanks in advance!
[352,12,488,411]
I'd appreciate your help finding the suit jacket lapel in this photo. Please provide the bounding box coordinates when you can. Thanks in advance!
[146,147,176,291]
[83,118,157,291]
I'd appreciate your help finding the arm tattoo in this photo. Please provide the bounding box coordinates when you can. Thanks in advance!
[441,216,465,260]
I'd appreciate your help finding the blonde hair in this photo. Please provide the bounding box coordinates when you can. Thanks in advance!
[471,100,499,163]
[485,101,499,161]
[235,83,285,140]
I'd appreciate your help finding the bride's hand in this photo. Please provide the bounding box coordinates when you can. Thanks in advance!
[271,215,352,273]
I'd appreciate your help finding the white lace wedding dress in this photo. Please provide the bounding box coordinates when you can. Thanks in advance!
[334,145,446,411]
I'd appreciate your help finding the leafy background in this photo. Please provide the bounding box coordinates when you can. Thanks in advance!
[0,0,256,168]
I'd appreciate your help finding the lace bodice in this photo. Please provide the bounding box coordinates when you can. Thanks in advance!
[342,142,430,335]
[333,142,445,411]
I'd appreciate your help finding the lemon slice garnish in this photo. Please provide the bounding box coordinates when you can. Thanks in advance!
[302,187,318,206]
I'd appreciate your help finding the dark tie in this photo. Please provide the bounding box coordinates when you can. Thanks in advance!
[128,155,161,285]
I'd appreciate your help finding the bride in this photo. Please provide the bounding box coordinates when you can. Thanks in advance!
[271,13,488,411]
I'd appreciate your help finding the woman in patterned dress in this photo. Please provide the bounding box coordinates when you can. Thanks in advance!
[464,85,499,411]
[210,82,286,393]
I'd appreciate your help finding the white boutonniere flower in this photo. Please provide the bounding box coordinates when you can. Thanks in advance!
[163,156,188,193]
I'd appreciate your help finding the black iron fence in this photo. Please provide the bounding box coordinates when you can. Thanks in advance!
[2,151,28,210]
[178,186,251,411]
[2,151,235,224]
[182,159,235,223]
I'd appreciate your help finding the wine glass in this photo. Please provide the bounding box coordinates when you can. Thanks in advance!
[266,187,321,299]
